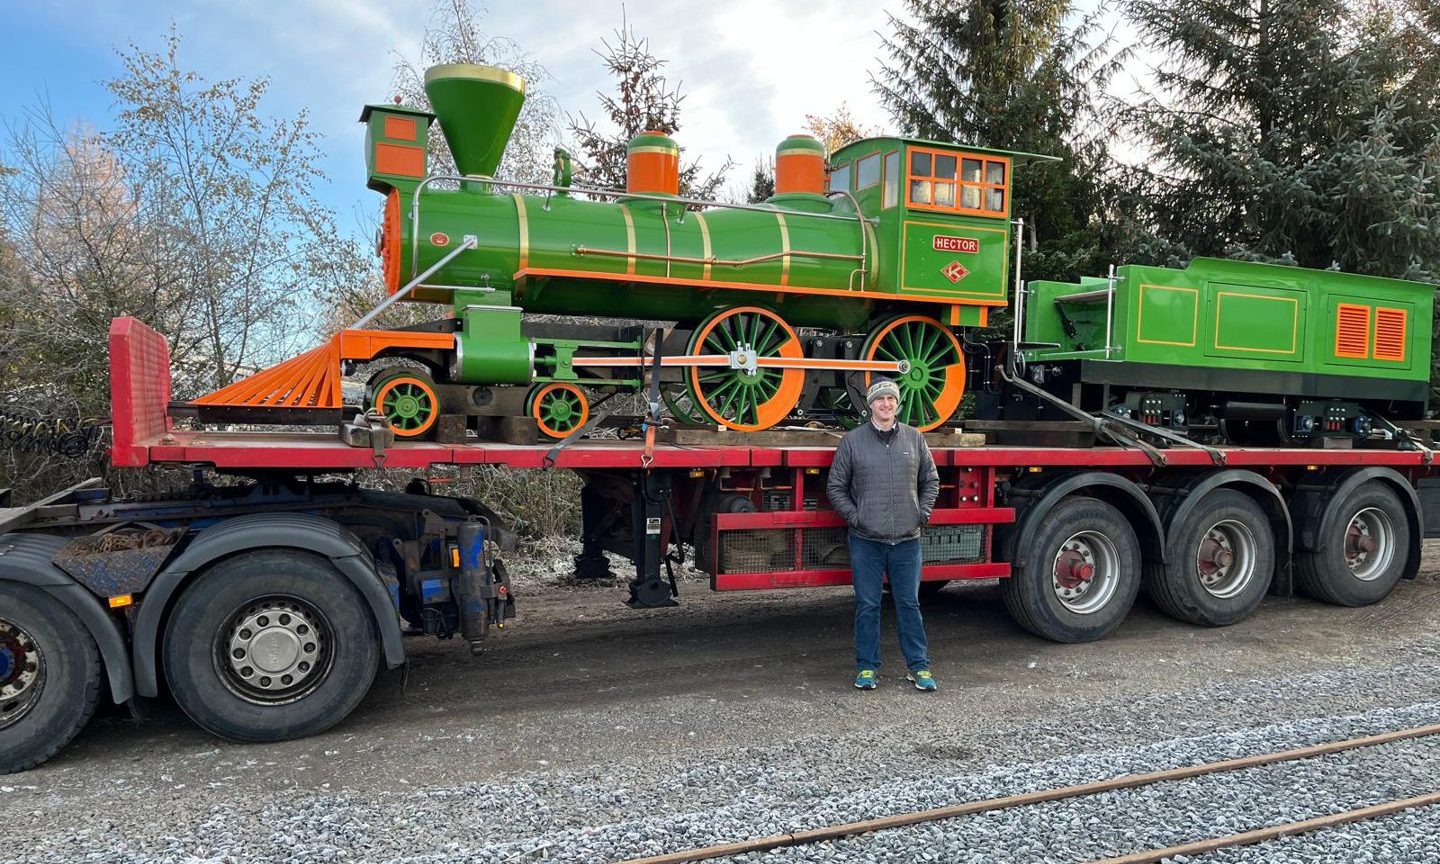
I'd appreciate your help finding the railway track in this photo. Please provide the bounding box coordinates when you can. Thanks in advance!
[620,722,1440,864]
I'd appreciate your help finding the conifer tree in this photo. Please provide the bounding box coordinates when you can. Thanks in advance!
[1124,0,1440,281]
[568,20,732,199]
[874,0,1128,281]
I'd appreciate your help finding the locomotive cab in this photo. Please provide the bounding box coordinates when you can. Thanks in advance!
[827,138,1054,329]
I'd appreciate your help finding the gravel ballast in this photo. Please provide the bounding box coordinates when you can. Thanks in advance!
[9,541,1440,864]
[7,646,1440,863]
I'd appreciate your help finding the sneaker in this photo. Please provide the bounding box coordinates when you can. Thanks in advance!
[907,670,937,691]
[854,669,877,690]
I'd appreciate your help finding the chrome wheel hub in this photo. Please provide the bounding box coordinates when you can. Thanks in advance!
[219,598,330,704]
[1052,531,1119,614]
[1345,507,1395,582]
[1196,519,1257,598]
[0,619,44,730]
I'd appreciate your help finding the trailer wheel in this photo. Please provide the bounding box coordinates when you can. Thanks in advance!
[0,582,102,774]
[163,550,379,743]
[1297,481,1410,607]
[1147,490,1274,626]
[1002,497,1140,642]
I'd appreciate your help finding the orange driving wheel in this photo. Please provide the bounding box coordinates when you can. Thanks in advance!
[686,306,805,432]
[527,382,590,440]
[861,315,966,432]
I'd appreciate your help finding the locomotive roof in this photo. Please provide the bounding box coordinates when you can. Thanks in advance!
[836,136,1062,166]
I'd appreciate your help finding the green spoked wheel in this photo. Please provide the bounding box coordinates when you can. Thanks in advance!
[860,315,966,432]
[526,382,590,440]
[686,306,805,432]
[662,386,706,425]
[368,368,439,439]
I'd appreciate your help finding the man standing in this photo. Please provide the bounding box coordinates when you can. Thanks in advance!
[826,378,941,691]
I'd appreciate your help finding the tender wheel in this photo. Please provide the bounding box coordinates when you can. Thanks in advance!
[0,582,102,774]
[368,367,440,439]
[163,550,380,743]
[686,306,805,432]
[1146,490,1274,626]
[860,315,965,431]
[1002,497,1141,642]
[1297,481,1410,606]
[527,382,590,440]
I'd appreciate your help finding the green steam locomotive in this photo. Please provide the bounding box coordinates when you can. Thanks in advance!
[193,62,1433,445]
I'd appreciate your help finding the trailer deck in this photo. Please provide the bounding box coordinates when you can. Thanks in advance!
[110,318,1432,473]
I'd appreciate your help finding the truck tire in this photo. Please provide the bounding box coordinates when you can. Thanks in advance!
[1002,497,1140,643]
[163,550,380,743]
[1297,481,1410,607]
[1146,490,1274,626]
[0,582,102,774]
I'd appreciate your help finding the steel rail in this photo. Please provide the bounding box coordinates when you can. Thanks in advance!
[617,721,1440,864]
[1087,789,1440,863]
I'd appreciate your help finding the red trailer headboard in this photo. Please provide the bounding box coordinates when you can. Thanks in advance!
[108,317,173,467]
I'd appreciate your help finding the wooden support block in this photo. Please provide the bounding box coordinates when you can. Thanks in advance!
[435,414,468,444]
[496,415,539,445]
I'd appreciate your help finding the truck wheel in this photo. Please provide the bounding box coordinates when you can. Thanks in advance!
[1297,481,1410,607]
[163,550,379,743]
[1146,490,1274,626]
[1002,497,1140,642]
[0,582,102,774]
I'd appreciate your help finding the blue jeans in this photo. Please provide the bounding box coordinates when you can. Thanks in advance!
[849,534,929,673]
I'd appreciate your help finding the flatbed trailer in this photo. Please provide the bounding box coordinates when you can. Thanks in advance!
[2,316,1438,773]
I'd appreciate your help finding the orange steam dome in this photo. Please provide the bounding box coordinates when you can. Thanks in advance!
[626,131,680,196]
[774,134,826,195]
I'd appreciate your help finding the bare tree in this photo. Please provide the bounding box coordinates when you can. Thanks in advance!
[390,0,560,185]
[0,27,370,497]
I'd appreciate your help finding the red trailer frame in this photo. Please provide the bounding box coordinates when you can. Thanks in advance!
[109,317,1436,600]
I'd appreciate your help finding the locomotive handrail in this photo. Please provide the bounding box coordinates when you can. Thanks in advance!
[570,246,866,268]
[352,234,478,329]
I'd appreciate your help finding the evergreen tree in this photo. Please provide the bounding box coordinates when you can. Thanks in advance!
[744,160,775,204]
[567,20,732,199]
[874,0,1128,281]
[1124,0,1440,281]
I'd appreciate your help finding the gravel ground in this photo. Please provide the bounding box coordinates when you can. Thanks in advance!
[5,546,1440,863]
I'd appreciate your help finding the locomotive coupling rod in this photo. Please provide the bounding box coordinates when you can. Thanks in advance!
[570,356,909,374]
[350,234,478,329]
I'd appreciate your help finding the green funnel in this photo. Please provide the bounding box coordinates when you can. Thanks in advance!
[424,63,527,178]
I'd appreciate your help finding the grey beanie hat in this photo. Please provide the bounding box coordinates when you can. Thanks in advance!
[866,378,901,405]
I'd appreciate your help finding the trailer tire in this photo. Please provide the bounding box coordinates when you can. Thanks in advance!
[1002,497,1140,643]
[163,550,380,743]
[0,582,102,774]
[1297,481,1409,607]
[1146,490,1274,627]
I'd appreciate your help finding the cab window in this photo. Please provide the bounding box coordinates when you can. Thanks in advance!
[829,162,852,193]
[907,146,1008,217]
[882,151,899,208]
[856,153,881,190]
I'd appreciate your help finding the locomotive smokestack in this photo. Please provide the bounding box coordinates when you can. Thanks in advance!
[424,63,526,178]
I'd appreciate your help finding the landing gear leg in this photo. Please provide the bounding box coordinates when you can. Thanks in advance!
[628,470,679,608]
[574,482,615,580]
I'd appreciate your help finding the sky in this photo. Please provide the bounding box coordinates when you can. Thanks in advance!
[1,0,926,238]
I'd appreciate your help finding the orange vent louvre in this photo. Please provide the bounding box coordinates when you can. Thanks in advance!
[1334,304,1370,359]
[1374,307,1407,362]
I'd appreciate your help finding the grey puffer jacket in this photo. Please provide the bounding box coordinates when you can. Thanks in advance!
[826,422,940,543]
